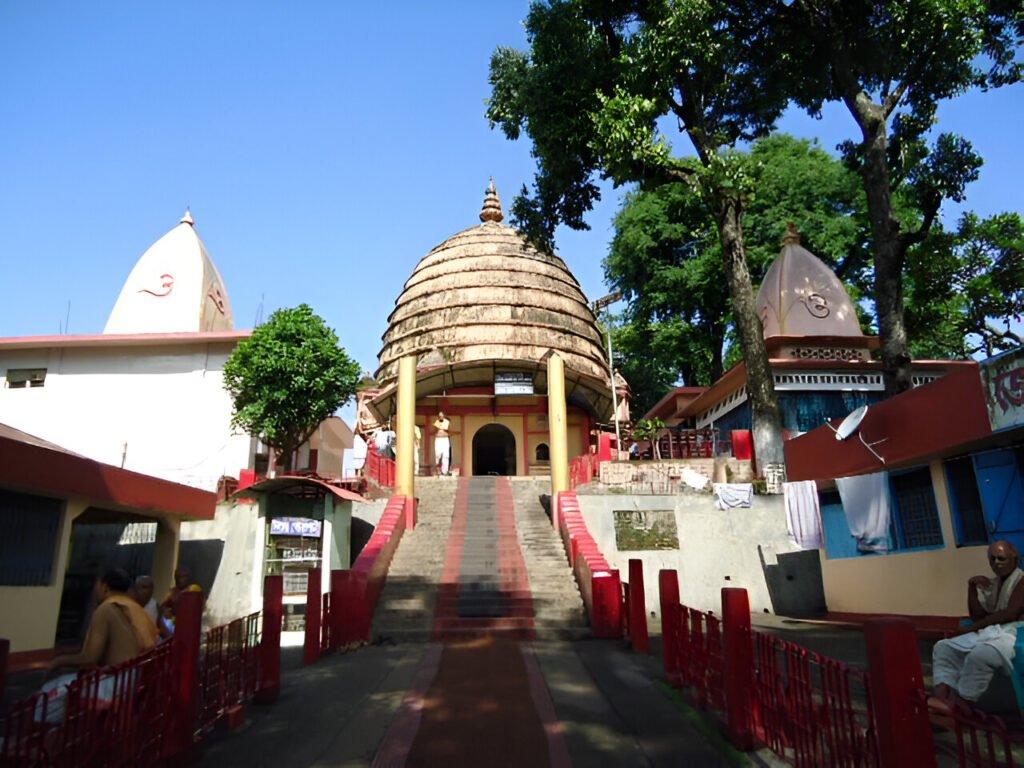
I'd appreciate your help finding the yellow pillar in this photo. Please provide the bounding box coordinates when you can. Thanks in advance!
[547,353,569,503]
[396,355,417,500]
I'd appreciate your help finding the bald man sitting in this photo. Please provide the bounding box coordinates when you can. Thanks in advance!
[929,540,1024,716]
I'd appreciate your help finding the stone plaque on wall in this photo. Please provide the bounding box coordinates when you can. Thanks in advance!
[613,509,679,551]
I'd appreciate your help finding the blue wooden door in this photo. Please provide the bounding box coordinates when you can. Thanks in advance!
[974,447,1024,554]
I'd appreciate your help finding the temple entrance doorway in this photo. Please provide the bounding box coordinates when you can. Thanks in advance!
[472,424,517,476]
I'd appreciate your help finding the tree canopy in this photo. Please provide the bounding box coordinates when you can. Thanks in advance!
[905,212,1024,359]
[608,131,1024,416]
[489,0,790,466]
[223,304,361,469]
[778,0,1021,394]
[606,133,876,414]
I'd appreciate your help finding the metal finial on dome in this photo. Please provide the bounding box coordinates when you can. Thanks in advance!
[783,221,800,245]
[479,177,504,223]
[180,208,194,226]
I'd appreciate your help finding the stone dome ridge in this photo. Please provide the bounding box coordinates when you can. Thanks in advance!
[375,182,607,385]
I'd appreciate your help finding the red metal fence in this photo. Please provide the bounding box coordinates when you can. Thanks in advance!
[751,629,876,766]
[569,452,598,490]
[655,567,1021,768]
[197,612,261,736]
[1,641,176,767]
[2,590,277,767]
[364,443,395,489]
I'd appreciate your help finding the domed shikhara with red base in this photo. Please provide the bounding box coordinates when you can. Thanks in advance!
[367,180,618,477]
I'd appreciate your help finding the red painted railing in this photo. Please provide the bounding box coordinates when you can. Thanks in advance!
[569,452,599,490]
[327,495,410,647]
[751,628,876,766]
[555,490,622,638]
[658,570,1019,767]
[2,585,280,767]
[1,641,176,767]
[321,591,332,653]
[197,612,261,736]
[663,583,878,764]
[924,691,1016,767]
[364,443,395,489]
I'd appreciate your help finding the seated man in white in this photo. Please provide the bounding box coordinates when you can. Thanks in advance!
[929,540,1024,716]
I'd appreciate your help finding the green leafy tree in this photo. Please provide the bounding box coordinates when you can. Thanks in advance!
[906,212,1024,359]
[223,304,361,471]
[606,134,874,414]
[779,0,1021,394]
[632,417,666,460]
[488,0,790,468]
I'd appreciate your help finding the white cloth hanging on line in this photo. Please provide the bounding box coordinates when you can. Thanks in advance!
[783,480,822,549]
[835,472,891,552]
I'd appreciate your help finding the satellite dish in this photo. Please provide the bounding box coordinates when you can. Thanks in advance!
[835,405,868,441]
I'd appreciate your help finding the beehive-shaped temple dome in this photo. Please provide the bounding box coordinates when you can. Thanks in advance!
[375,180,607,386]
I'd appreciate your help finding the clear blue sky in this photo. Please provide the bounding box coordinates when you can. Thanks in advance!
[2,2,1021,382]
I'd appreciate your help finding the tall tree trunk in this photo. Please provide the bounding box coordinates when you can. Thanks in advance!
[849,95,914,397]
[713,194,785,471]
[711,323,726,383]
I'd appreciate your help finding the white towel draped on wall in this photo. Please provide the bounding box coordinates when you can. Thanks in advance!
[713,483,753,510]
[783,480,822,549]
[835,472,891,552]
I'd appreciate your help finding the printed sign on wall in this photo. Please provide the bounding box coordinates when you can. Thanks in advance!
[981,346,1024,433]
[495,371,534,396]
[270,517,322,537]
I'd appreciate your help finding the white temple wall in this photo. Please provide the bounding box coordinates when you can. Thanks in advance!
[577,494,799,616]
[0,340,251,492]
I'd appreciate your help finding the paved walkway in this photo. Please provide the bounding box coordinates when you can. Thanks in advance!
[197,636,738,767]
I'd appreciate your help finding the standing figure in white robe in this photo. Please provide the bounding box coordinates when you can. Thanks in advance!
[929,540,1024,716]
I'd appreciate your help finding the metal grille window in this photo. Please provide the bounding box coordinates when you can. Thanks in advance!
[0,490,62,585]
[889,468,944,549]
[944,456,988,546]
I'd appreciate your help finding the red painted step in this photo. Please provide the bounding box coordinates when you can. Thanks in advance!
[433,477,535,641]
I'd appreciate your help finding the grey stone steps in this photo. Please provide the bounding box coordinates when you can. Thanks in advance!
[371,476,590,644]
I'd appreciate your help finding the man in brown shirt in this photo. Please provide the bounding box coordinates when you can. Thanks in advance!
[46,568,159,675]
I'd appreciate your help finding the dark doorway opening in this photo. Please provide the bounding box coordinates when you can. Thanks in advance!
[472,424,517,476]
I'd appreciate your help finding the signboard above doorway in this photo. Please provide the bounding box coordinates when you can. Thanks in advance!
[269,517,322,537]
[495,371,534,396]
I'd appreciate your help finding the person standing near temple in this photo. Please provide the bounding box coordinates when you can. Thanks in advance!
[433,411,451,475]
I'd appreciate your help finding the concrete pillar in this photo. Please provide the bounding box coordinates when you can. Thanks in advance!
[396,355,417,501]
[152,517,180,595]
[547,353,569,503]
[328,497,351,570]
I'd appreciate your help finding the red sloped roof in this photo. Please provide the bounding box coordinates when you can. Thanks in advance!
[0,424,216,520]
[783,363,992,482]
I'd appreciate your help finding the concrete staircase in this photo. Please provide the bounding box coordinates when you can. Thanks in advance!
[370,475,588,644]
[508,477,589,640]
[371,476,458,643]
